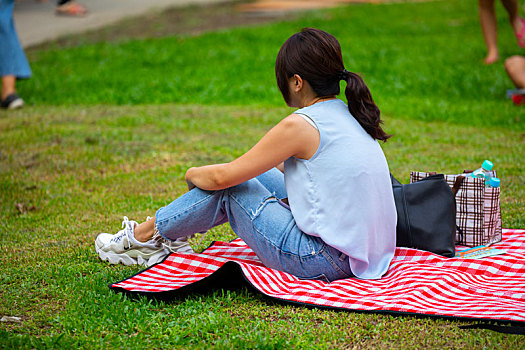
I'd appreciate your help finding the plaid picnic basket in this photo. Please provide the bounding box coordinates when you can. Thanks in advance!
[410,171,502,247]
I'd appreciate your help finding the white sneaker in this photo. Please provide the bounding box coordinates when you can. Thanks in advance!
[95,216,193,267]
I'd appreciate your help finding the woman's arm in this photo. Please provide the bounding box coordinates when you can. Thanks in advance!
[185,114,319,191]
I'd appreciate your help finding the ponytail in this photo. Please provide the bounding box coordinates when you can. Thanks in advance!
[343,71,391,142]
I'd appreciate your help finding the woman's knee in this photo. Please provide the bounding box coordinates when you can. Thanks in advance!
[505,55,525,73]
[255,168,286,197]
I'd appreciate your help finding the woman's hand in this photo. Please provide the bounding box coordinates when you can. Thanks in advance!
[185,171,197,191]
[184,164,226,191]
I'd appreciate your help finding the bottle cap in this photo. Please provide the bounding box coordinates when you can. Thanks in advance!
[482,160,493,171]
[488,177,500,188]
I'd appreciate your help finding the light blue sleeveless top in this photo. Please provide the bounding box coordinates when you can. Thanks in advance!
[284,99,396,279]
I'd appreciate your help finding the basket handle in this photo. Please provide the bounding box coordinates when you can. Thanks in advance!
[452,175,465,196]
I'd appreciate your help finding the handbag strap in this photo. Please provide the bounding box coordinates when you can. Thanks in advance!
[456,225,464,244]
[451,176,465,196]
[452,176,466,243]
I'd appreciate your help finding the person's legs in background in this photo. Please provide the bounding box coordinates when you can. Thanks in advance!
[0,75,23,109]
[479,0,500,64]
[504,55,525,105]
[478,0,523,64]
[505,55,525,88]
[1,75,16,101]
[55,0,87,17]
[501,0,524,46]
[0,0,31,109]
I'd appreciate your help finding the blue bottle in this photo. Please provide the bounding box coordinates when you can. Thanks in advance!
[487,177,500,188]
[471,160,493,184]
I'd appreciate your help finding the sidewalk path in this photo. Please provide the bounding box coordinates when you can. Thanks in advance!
[13,0,226,48]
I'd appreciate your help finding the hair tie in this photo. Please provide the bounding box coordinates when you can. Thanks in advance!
[339,69,350,81]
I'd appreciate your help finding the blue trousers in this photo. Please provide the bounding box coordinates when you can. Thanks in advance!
[0,0,31,78]
[156,168,353,282]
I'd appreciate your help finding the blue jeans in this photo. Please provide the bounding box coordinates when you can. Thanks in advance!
[155,168,353,282]
[0,0,31,78]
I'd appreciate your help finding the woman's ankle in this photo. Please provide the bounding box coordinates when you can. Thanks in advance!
[133,218,156,242]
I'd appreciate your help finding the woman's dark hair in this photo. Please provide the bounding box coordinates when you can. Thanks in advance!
[275,28,391,142]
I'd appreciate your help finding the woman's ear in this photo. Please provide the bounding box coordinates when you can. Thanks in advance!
[292,74,304,92]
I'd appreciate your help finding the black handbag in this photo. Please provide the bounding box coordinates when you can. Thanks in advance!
[391,173,457,257]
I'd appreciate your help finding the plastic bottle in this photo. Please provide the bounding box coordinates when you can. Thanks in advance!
[487,177,500,188]
[471,160,493,184]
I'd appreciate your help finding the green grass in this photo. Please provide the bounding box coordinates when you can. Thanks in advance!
[1,0,525,348]
[1,104,524,348]
[22,0,524,130]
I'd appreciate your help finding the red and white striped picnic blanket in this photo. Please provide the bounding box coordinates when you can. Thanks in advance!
[111,229,525,323]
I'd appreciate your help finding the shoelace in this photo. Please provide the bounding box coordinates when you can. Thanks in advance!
[111,216,135,249]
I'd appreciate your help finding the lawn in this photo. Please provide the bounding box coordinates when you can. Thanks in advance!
[1,0,524,348]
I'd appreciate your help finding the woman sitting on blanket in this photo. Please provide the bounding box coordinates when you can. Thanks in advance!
[96,28,397,281]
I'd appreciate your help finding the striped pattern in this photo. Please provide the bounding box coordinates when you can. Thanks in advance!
[411,171,502,246]
[111,229,525,322]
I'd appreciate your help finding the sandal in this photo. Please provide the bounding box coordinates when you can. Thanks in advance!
[56,2,88,17]
[515,17,525,48]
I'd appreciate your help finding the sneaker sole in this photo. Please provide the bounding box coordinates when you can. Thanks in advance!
[95,244,171,266]
[96,246,138,266]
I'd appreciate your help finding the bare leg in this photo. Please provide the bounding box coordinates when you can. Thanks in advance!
[504,55,525,88]
[501,0,525,48]
[1,75,16,100]
[501,0,520,32]
[134,216,155,242]
[479,0,499,64]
